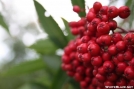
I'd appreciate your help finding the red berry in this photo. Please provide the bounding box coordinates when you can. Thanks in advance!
[77,43,88,53]
[102,52,111,61]
[103,61,115,73]
[107,73,117,82]
[112,32,123,43]
[91,56,102,67]
[99,6,108,15]
[86,12,96,22]
[124,33,134,45]
[119,6,130,19]
[107,6,119,18]
[73,5,81,13]
[124,51,133,61]
[88,43,100,56]
[124,66,134,79]
[91,18,101,27]
[98,66,106,75]
[93,2,102,12]
[97,22,110,35]
[116,62,127,73]
[82,53,91,62]
[96,73,106,82]
[108,20,117,30]
[108,45,117,55]
[130,58,134,68]
[116,41,126,52]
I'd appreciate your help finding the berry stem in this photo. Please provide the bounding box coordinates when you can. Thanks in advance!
[117,27,127,33]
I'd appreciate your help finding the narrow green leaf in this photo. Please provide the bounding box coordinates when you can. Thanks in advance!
[127,0,134,28]
[34,0,68,48]
[0,14,9,33]
[62,18,74,41]
[43,55,61,74]
[49,68,69,89]
[2,58,46,77]
[29,39,58,55]
[71,0,86,17]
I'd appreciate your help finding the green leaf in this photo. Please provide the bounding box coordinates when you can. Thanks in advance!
[34,0,68,48]
[1,58,46,77]
[43,55,61,74]
[127,0,134,28]
[71,0,86,17]
[0,14,9,33]
[49,68,69,89]
[29,39,58,55]
[62,18,74,41]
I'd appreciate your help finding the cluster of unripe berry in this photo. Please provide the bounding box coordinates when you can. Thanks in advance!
[61,1,134,89]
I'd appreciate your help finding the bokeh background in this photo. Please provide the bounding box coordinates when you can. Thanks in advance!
[0,0,133,89]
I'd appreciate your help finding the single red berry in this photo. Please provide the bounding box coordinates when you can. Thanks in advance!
[108,20,117,30]
[81,53,91,62]
[119,6,130,19]
[64,46,72,55]
[99,6,108,15]
[108,45,117,55]
[66,71,75,77]
[124,33,134,45]
[62,54,71,64]
[124,66,134,79]
[107,6,119,18]
[117,53,124,62]
[112,57,119,65]
[77,43,88,53]
[116,62,127,73]
[64,64,73,71]
[99,35,112,46]
[74,72,84,82]
[91,56,102,67]
[101,15,108,22]
[96,73,106,82]
[73,5,81,13]
[81,35,90,43]
[107,73,117,82]
[88,43,100,56]
[69,21,78,27]
[98,66,106,75]
[86,12,96,22]
[116,41,126,52]
[78,18,86,26]
[124,51,133,61]
[72,59,80,68]
[91,18,101,28]
[103,61,115,73]
[71,28,79,35]
[102,52,111,61]
[76,66,85,74]
[78,26,85,34]
[93,2,102,12]
[112,32,123,43]
[97,22,110,35]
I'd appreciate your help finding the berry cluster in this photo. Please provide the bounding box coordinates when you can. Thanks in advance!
[61,1,134,89]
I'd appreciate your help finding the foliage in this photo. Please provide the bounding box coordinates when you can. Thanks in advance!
[0,0,133,89]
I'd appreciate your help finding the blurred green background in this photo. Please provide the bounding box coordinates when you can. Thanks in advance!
[0,0,133,89]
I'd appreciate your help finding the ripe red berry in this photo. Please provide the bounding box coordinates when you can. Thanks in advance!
[77,43,88,53]
[108,20,117,30]
[130,58,134,68]
[124,66,134,79]
[107,6,119,18]
[73,5,81,13]
[93,2,102,12]
[112,32,123,43]
[88,43,100,56]
[124,33,134,45]
[116,53,124,62]
[103,61,115,73]
[107,73,117,82]
[96,73,106,82]
[86,12,96,22]
[102,52,111,61]
[124,51,133,61]
[119,6,130,19]
[116,62,127,73]
[98,66,106,75]
[91,18,101,27]
[116,41,126,52]
[81,53,91,62]
[108,45,117,55]
[91,56,102,67]
[97,22,110,35]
